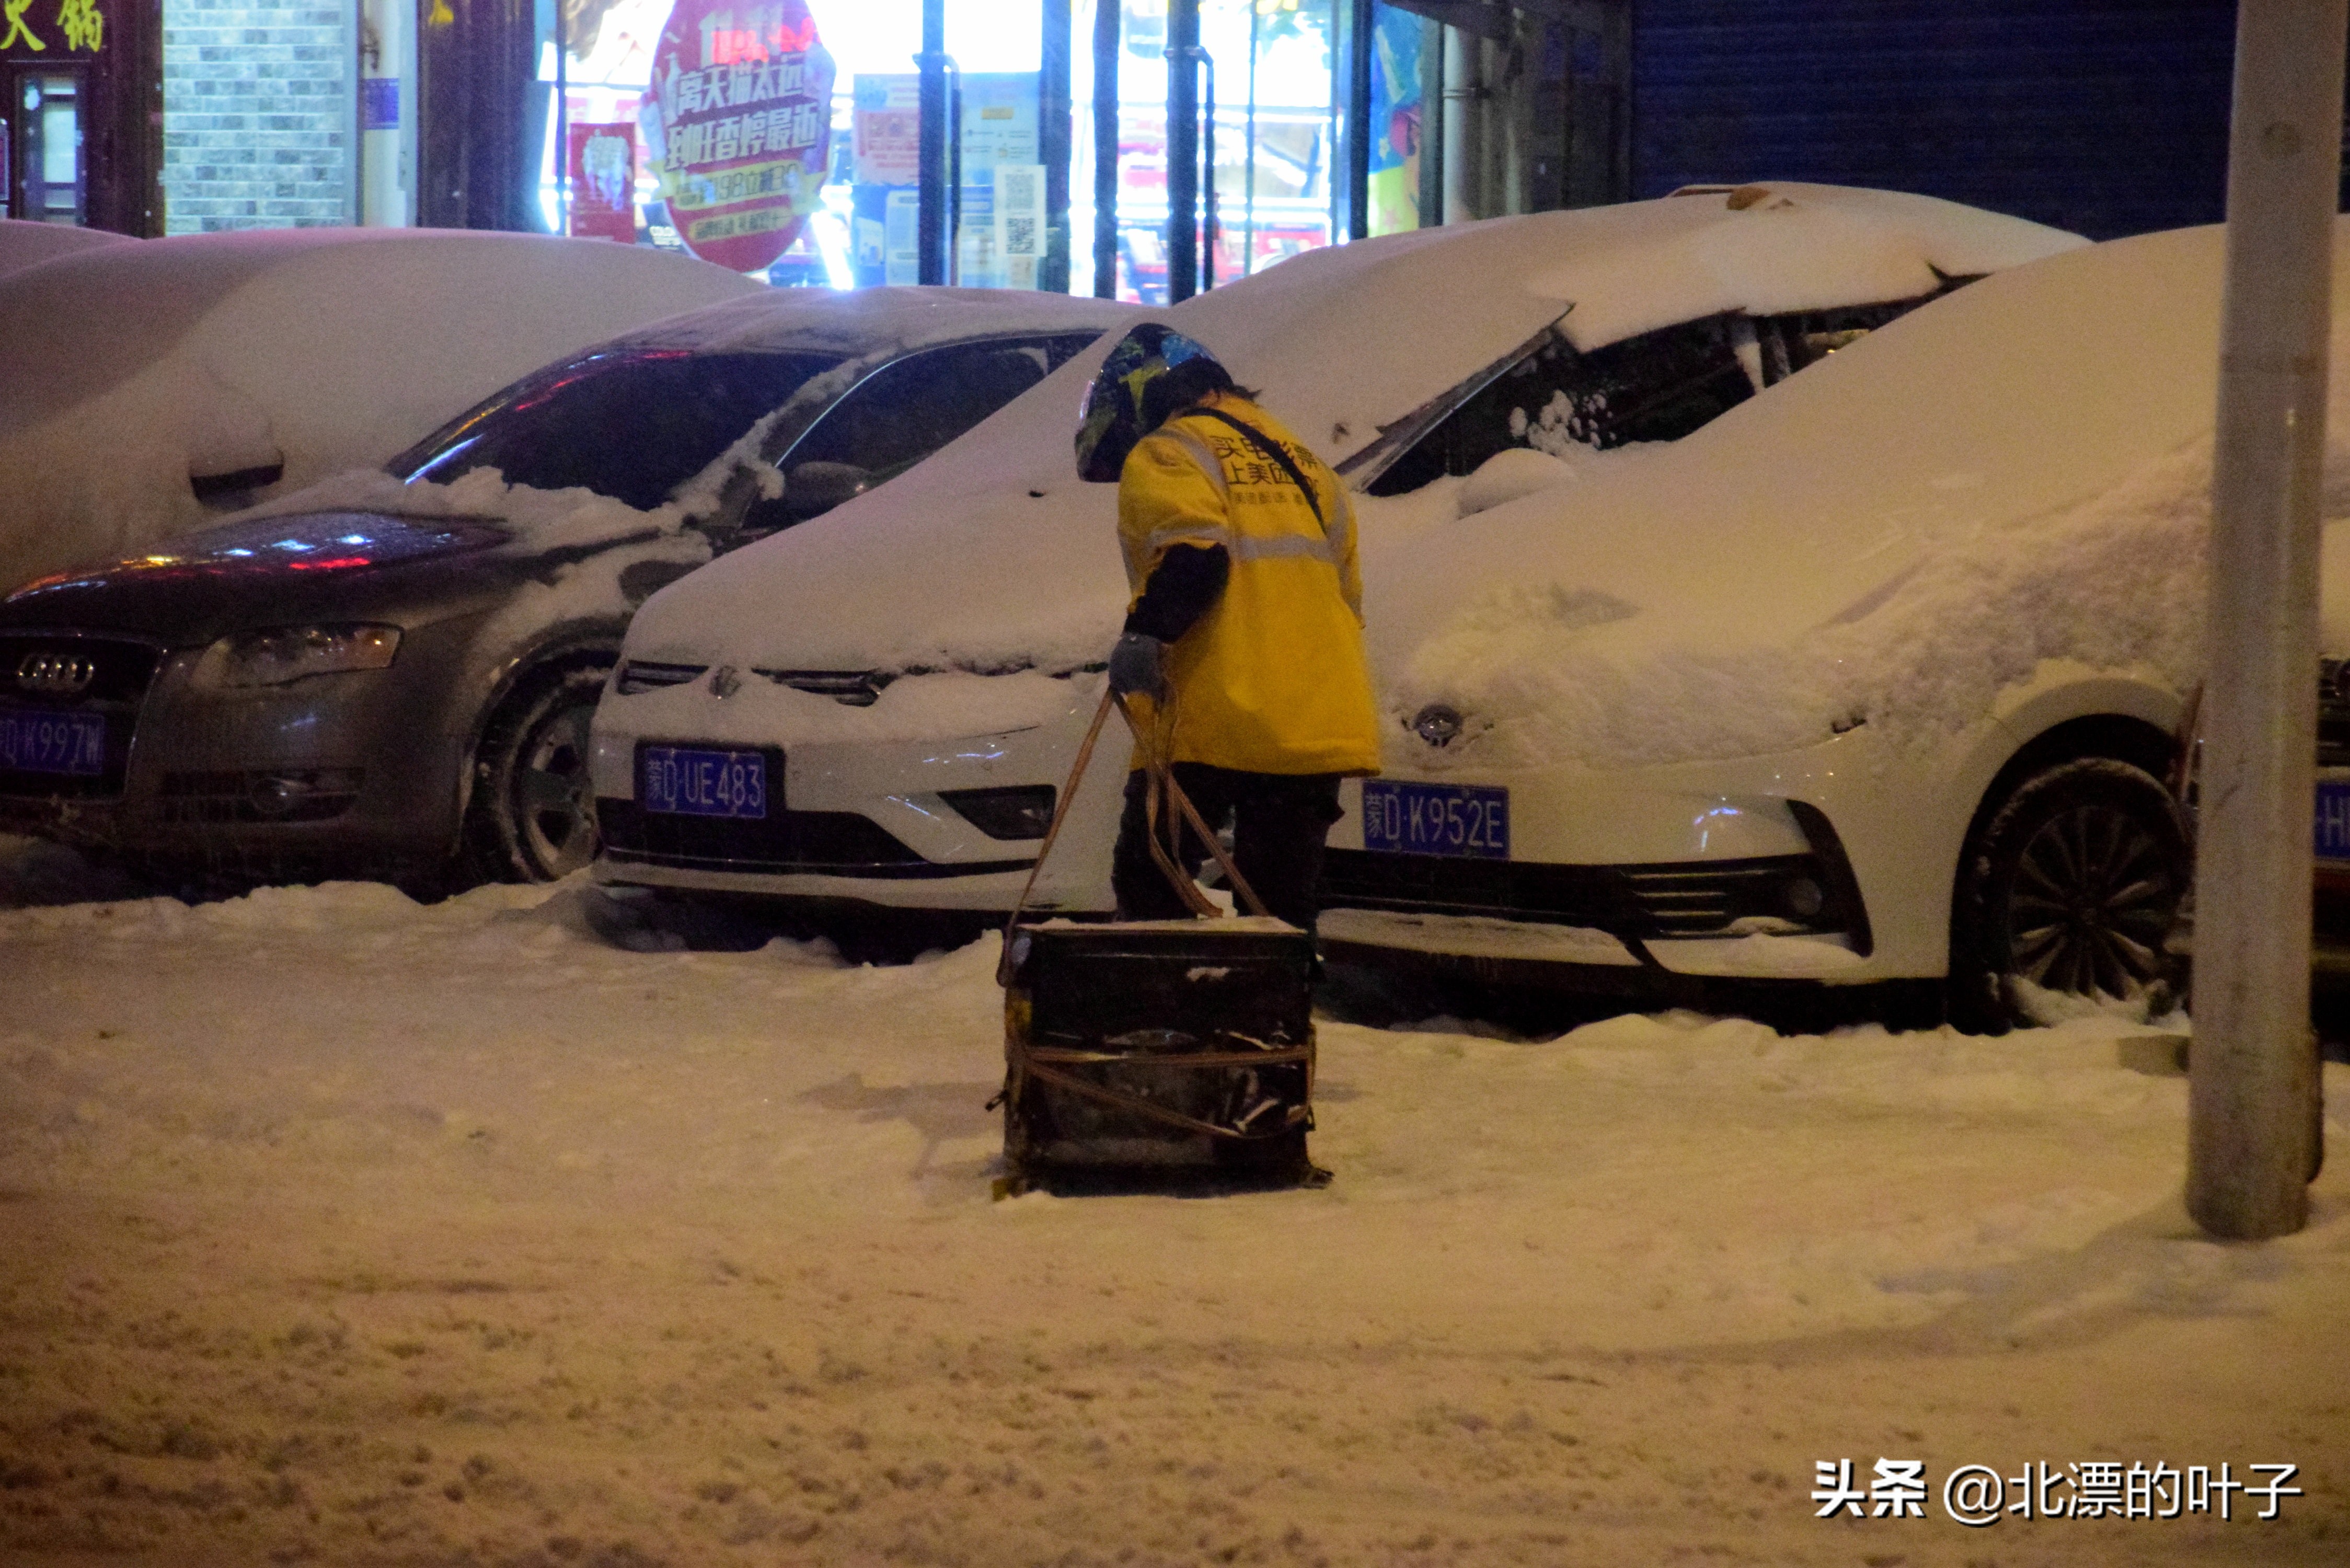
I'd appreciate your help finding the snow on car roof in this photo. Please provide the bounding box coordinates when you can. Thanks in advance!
[605,284,1143,359]
[0,228,758,595]
[0,218,133,281]
[625,186,2081,681]
[1177,182,2082,471]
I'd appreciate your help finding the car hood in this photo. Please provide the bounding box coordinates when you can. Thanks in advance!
[0,509,527,642]
[624,184,2084,682]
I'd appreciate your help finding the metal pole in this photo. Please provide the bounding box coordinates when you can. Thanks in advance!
[1166,0,1200,302]
[554,0,568,234]
[1042,0,1073,292]
[917,0,949,285]
[1200,51,1215,290]
[2189,0,2346,1241]
[1092,0,1120,298]
[1443,25,1472,224]
[1242,1,1259,274]
[1416,13,1443,229]
[1342,0,1370,240]
[948,62,963,285]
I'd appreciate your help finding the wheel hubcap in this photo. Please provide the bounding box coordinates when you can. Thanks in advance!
[2007,804,2176,998]
[515,700,597,879]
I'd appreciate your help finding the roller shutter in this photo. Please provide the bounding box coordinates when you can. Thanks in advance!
[1631,0,2240,240]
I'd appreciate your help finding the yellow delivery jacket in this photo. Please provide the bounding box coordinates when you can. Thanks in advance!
[1116,391,1383,777]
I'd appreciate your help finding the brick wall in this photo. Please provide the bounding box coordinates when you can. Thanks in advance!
[161,0,354,233]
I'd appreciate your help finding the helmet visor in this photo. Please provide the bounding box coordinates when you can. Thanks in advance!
[1073,325,1219,483]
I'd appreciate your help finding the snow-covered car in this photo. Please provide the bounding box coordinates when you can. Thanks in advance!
[0,218,132,280]
[589,184,2121,1011]
[0,287,1139,890]
[0,227,762,597]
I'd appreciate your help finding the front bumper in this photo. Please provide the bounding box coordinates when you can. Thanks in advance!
[588,667,1127,913]
[1317,727,1977,985]
[0,626,472,877]
[585,671,1968,982]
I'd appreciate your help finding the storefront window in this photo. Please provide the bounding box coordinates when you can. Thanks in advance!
[528,0,1399,293]
[1081,0,1333,303]
[19,72,86,224]
[1365,0,1424,237]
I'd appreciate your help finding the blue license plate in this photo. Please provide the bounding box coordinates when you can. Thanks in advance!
[0,705,106,776]
[2318,779,2350,862]
[1361,779,1509,859]
[639,745,768,818]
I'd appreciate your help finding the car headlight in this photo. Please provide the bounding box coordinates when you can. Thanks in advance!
[197,624,402,688]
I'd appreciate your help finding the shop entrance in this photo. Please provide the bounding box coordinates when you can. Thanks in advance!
[4,64,90,224]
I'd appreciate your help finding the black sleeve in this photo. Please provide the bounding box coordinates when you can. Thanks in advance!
[1122,543,1230,641]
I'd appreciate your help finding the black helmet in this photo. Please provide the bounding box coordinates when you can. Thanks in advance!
[1074,324,1227,482]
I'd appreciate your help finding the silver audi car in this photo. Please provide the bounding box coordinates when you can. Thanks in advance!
[0,287,1137,893]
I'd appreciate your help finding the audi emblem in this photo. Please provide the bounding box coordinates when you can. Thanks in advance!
[15,651,97,697]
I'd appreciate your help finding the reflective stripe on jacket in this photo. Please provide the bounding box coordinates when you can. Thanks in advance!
[1116,391,1383,776]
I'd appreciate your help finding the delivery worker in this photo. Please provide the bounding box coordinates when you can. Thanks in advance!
[1073,324,1381,933]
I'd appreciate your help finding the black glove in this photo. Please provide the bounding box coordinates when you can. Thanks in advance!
[1108,631,1167,699]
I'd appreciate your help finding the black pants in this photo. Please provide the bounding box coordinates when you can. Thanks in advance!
[1112,764,1344,932]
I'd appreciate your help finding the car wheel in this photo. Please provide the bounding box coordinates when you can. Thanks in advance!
[1951,757,2190,1032]
[466,662,612,883]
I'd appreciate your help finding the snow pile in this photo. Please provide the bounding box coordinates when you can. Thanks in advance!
[0,229,757,594]
[1386,437,2231,773]
[1536,183,2081,352]
[0,863,2343,1563]
[609,282,1138,360]
[240,464,694,556]
[1454,446,1581,516]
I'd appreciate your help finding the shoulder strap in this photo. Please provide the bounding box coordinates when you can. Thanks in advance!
[1184,407,1329,533]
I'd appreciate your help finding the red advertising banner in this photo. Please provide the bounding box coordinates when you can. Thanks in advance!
[568,122,638,243]
[648,0,836,272]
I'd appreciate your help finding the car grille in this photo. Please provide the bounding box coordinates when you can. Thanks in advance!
[1318,849,1856,942]
[598,798,1034,879]
[0,633,164,799]
[157,768,363,825]
[614,660,707,695]
[755,669,897,707]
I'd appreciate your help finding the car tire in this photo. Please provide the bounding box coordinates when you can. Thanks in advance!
[1950,757,2190,1034]
[464,661,612,884]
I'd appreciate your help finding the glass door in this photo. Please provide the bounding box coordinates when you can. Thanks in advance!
[10,66,88,224]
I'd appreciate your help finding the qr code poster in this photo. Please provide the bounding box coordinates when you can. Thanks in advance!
[996,162,1046,283]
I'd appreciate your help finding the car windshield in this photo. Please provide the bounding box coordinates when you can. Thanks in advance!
[387,349,845,511]
[1366,294,1940,496]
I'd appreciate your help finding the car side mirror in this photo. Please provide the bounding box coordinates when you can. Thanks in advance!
[739,462,876,537]
[783,461,872,518]
[1456,447,1576,518]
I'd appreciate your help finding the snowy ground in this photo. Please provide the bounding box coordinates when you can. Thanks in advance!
[2,837,2345,1567]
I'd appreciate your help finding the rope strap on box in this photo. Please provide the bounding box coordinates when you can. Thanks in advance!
[1004,1033,1314,1142]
